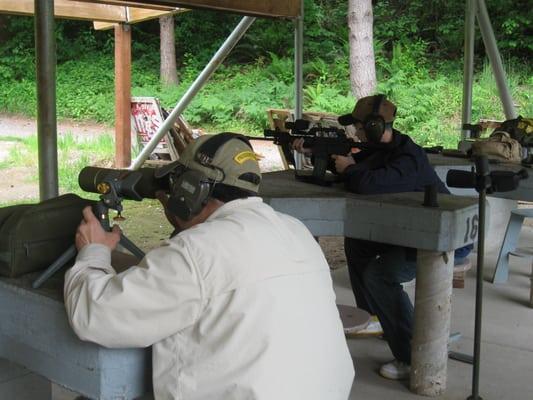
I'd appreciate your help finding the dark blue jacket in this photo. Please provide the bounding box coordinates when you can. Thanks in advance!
[342,130,472,260]
[343,131,449,195]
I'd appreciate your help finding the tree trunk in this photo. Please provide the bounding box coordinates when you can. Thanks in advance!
[160,15,179,87]
[348,0,377,99]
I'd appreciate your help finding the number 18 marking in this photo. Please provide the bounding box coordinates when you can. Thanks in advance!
[464,215,479,243]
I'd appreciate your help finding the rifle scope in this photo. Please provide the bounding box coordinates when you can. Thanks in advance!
[78,166,173,201]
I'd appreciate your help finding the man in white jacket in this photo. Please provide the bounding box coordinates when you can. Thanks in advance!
[64,133,354,400]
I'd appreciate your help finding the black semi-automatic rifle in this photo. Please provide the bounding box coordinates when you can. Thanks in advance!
[263,119,384,185]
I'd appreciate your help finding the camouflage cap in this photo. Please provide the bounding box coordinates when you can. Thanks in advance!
[338,95,397,126]
[178,133,261,193]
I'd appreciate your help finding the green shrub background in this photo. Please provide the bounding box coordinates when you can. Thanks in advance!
[0,0,531,151]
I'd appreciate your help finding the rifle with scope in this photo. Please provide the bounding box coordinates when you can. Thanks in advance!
[263,119,385,185]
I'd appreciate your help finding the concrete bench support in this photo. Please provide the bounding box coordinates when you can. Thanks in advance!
[410,250,454,396]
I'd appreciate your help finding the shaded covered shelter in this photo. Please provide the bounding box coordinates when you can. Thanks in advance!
[0,1,524,399]
[0,0,189,197]
[3,0,517,197]
[1,0,304,199]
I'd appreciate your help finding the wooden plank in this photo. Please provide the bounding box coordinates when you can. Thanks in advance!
[74,0,301,18]
[114,24,132,168]
[82,0,180,11]
[93,7,186,30]
[0,0,128,22]
[93,21,118,30]
[128,7,186,23]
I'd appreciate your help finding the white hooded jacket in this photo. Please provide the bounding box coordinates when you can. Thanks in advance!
[64,197,354,400]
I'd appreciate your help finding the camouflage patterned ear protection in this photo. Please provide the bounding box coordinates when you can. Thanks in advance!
[167,133,253,221]
[363,94,387,144]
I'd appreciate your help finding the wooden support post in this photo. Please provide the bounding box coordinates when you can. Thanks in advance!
[114,23,131,168]
[410,250,454,396]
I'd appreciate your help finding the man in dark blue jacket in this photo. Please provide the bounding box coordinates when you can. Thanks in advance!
[295,94,470,380]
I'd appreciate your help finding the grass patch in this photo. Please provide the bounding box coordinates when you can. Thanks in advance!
[0,132,173,252]
[0,136,25,143]
[118,199,173,251]
[4,132,116,192]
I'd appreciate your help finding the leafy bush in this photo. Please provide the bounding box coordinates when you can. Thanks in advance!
[0,2,531,145]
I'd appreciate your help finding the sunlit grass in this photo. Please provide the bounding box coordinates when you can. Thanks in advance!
[4,132,115,193]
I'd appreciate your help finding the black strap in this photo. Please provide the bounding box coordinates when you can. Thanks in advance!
[372,94,386,115]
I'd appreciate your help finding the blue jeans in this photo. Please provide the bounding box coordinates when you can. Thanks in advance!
[344,238,416,364]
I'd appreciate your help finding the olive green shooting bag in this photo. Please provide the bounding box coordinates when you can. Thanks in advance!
[0,194,94,278]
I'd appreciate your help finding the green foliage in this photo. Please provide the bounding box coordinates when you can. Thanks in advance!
[0,1,531,147]
[373,0,533,60]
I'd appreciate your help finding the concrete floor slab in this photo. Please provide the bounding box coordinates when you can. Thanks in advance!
[333,226,533,399]
[0,359,51,399]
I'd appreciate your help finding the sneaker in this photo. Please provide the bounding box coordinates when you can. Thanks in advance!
[345,315,383,337]
[379,360,410,380]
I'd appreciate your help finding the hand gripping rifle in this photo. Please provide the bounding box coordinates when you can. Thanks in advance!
[263,119,384,186]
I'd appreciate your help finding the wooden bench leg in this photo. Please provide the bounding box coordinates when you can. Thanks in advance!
[453,270,466,288]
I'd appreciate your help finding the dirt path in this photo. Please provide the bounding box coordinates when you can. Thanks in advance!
[0,113,113,138]
[0,114,284,203]
[0,114,113,203]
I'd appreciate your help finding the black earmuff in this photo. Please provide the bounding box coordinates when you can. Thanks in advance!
[364,94,387,144]
[167,133,253,221]
[167,169,213,221]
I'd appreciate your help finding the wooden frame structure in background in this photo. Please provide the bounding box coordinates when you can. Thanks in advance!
[0,0,182,23]
[0,0,187,168]
[76,0,301,18]
[2,0,302,196]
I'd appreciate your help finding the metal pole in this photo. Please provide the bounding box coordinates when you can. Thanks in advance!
[476,0,518,120]
[462,0,477,139]
[294,0,304,120]
[468,183,486,400]
[293,0,304,170]
[130,16,256,170]
[35,0,59,200]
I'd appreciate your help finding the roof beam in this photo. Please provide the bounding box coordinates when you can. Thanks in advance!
[0,0,180,23]
[0,0,128,22]
[73,0,301,18]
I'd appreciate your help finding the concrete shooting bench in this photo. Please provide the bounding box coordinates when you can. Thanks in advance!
[0,253,151,400]
[0,169,479,399]
[259,170,478,397]
[429,153,533,284]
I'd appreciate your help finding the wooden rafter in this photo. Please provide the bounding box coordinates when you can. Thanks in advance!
[93,7,187,30]
[0,0,180,23]
[73,0,301,18]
